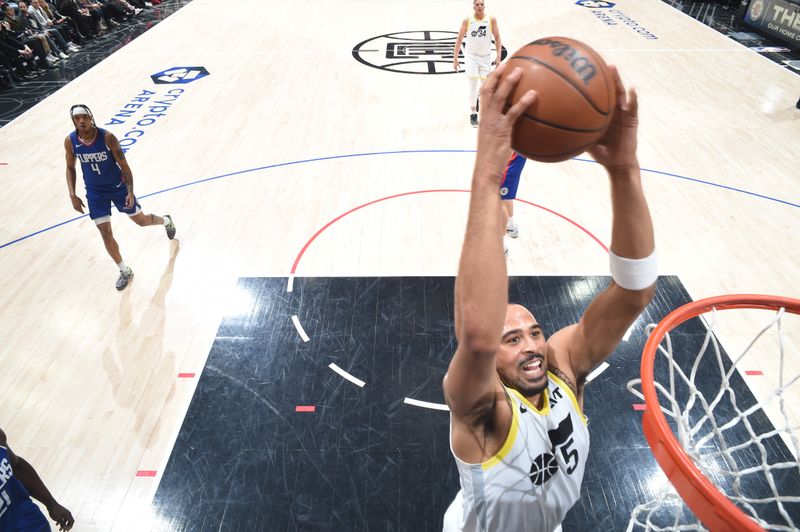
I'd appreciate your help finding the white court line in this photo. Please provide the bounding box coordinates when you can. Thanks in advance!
[328,363,365,387]
[586,362,610,383]
[287,275,294,293]
[291,315,309,342]
[404,397,450,411]
[622,323,636,342]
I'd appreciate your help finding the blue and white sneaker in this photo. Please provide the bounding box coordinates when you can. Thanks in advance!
[116,267,133,290]
[164,214,176,240]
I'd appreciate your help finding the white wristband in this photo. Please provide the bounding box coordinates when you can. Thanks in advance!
[609,249,658,291]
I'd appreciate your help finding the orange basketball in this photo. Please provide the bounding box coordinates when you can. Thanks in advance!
[500,37,616,163]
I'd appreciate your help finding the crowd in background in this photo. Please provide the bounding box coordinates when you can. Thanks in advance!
[0,0,163,90]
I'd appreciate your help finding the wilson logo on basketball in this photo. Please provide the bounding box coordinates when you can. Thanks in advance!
[503,36,613,162]
[528,38,597,85]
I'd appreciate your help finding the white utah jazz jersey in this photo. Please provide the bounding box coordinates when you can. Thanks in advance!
[445,372,589,532]
[463,14,493,56]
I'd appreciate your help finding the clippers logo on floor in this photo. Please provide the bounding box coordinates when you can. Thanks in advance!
[353,31,507,74]
[150,66,210,85]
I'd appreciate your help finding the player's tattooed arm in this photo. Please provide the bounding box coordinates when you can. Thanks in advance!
[105,131,134,193]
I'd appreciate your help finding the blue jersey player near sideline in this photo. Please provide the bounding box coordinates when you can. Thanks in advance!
[64,104,176,290]
[0,427,74,531]
[500,151,526,255]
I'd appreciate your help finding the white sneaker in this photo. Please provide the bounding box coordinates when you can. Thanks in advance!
[69,44,80,52]
[59,51,69,59]
[115,267,133,290]
[504,236,510,258]
[507,222,519,238]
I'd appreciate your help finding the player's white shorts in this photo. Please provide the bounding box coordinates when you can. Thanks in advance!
[442,490,562,532]
[464,52,492,80]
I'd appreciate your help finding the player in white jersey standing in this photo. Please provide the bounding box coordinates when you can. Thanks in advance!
[453,0,502,127]
[442,64,657,532]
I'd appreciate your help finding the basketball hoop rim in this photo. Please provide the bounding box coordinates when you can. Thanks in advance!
[640,294,800,532]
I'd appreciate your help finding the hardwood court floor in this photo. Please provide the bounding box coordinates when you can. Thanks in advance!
[0,0,797,530]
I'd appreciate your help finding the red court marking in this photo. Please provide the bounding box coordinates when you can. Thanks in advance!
[177,372,196,378]
[514,198,609,253]
[291,189,607,274]
[633,404,647,411]
[295,405,316,412]
[745,370,764,376]
[135,470,157,477]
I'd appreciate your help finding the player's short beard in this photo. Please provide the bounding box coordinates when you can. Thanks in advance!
[497,366,548,399]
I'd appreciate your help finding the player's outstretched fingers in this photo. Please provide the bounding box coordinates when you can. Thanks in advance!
[479,62,506,104]
[491,66,524,114]
[608,65,627,113]
[504,90,536,125]
[625,87,638,119]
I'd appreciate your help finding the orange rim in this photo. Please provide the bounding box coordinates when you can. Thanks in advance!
[640,294,800,532]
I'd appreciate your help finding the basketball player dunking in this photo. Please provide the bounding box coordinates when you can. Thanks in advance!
[453,0,502,127]
[64,104,176,290]
[443,64,657,531]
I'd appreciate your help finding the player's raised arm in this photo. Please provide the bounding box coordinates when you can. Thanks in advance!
[549,67,656,387]
[444,65,536,420]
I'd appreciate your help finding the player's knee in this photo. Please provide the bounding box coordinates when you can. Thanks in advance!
[130,214,147,226]
[97,225,113,239]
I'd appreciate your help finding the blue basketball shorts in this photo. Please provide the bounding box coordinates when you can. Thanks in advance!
[500,152,526,200]
[87,185,141,225]
[1,499,50,532]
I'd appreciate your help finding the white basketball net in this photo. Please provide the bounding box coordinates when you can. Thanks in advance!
[626,305,800,531]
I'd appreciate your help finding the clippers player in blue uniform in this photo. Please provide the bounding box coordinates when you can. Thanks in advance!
[500,151,526,256]
[444,65,657,531]
[0,427,74,531]
[64,104,176,290]
[500,151,527,238]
